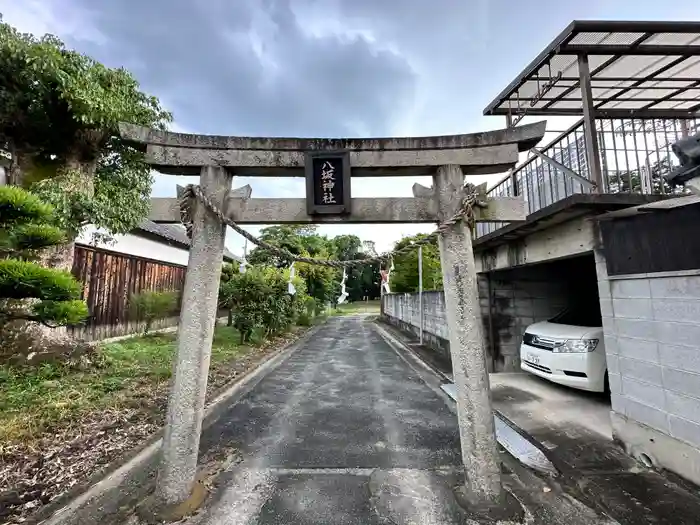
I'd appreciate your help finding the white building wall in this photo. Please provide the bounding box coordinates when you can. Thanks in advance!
[76,226,189,266]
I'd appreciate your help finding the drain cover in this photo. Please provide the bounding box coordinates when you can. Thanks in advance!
[440,383,557,475]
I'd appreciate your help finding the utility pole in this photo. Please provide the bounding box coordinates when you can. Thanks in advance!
[418,244,424,346]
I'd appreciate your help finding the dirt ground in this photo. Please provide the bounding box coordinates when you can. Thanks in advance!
[0,327,309,524]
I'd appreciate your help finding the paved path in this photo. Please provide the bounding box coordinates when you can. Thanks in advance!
[490,373,700,525]
[188,316,463,525]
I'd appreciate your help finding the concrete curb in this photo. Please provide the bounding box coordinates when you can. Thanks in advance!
[37,323,325,525]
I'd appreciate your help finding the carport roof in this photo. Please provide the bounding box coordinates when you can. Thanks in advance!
[596,194,700,220]
[483,20,700,120]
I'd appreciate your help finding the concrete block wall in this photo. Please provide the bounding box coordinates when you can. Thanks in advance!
[382,290,450,340]
[381,265,573,373]
[382,290,455,367]
[487,271,569,371]
[596,248,700,482]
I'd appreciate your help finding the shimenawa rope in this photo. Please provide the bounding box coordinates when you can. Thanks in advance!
[178,183,485,268]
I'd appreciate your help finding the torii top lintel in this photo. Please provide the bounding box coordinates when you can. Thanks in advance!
[118,122,546,177]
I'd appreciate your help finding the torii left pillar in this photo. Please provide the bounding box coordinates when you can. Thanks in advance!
[156,165,231,507]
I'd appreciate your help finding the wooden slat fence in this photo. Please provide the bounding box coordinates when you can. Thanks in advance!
[68,245,187,340]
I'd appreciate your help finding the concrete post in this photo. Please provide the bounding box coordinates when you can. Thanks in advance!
[434,164,504,509]
[681,119,689,138]
[380,271,385,317]
[578,54,604,192]
[156,165,231,506]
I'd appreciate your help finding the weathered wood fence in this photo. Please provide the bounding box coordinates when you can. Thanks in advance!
[68,245,187,340]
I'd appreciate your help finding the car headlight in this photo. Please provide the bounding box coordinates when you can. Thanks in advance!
[552,339,599,353]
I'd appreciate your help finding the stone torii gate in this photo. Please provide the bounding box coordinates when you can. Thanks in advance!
[119,121,546,515]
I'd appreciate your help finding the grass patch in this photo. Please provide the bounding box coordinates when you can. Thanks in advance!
[332,299,381,316]
[0,325,273,444]
[0,323,318,524]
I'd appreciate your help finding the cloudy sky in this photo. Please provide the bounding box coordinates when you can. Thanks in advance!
[2,0,699,255]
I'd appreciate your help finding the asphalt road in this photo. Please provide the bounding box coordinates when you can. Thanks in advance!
[181,316,700,525]
[188,315,463,525]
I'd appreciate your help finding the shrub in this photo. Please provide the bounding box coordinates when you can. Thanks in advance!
[314,299,326,317]
[220,269,269,343]
[0,186,54,225]
[219,261,240,326]
[304,296,316,317]
[129,290,178,335]
[0,186,88,327]
[218,265,311,342]
[260,267,295,335]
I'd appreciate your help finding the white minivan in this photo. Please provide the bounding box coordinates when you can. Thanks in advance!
[520,303,607,393]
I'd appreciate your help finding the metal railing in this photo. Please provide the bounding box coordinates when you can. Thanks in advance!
[476,117,700,239]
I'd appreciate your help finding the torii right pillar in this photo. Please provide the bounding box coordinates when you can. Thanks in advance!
[434,164,503,511]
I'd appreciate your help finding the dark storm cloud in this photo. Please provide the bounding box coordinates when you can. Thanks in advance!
[61,0,417,138]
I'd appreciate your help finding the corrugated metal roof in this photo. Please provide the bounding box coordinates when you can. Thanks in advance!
[484,20,700,120]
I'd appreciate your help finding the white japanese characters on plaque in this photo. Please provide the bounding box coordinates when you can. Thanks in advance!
[321,161,337,204]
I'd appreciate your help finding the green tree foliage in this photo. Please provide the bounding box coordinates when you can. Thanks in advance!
[332,234,363,261]
[219,266,308,343]
[0,186,88,326]
[248,225,335,305]
[247,227,381,305]
[259,266,306,335]
[220,269,267,343]
[0,16,172,241]
[606,156,688,196]
[129,290,179,335]
[354,263,382,301]
[220,261,240,283]
[330,234,380,301]
[606,120,696,196]
[247,225,318,267]
[390,234,443,293]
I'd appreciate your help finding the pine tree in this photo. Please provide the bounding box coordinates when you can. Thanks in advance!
[0,186,88,329]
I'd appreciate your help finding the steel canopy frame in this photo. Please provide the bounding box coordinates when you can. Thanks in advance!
[483,20,700,120]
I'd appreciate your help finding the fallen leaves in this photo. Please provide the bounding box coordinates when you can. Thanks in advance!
[1,405,161,523]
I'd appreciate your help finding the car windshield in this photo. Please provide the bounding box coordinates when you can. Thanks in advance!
[548,301,602,327]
